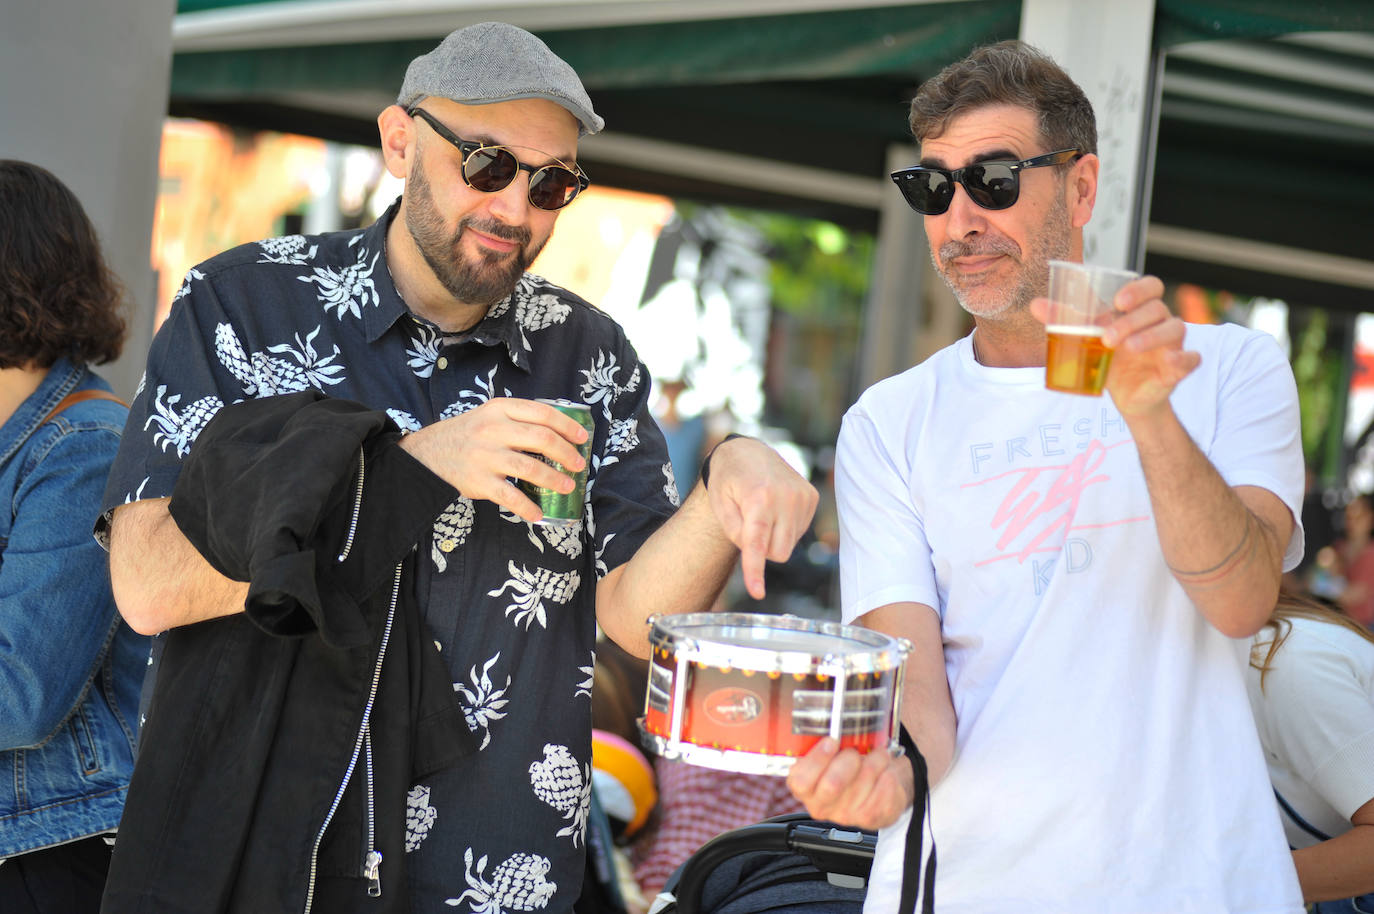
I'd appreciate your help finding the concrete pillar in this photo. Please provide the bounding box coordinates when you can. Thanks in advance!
[0,0,176,399]
[855,142,963,393]
[1020,0,1160,271]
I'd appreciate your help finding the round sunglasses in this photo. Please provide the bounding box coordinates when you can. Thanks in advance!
[889,148,1081,215]
[407,106,590,211]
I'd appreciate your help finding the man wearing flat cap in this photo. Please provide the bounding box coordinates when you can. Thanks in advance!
[97,22,816,914]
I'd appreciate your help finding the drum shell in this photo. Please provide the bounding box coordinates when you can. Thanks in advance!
[639,613,909,775]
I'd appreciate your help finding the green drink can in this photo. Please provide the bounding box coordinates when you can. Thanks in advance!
[519,399,594,527]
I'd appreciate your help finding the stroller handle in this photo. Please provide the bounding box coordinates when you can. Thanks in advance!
[669,817,877,914]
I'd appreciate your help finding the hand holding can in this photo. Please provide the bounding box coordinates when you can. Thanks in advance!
[1044,260,1140,396]
[517,399,594,526]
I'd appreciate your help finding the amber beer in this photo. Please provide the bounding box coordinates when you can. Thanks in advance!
[1046,324,1112,395]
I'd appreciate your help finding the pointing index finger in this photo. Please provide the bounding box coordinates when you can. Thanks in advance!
[737,510,772,599]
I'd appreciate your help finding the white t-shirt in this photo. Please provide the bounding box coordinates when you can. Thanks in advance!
[838,322,1305,913]
[1246,616,1374,848]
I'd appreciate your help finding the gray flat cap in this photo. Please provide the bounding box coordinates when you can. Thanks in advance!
[397,22,603,136]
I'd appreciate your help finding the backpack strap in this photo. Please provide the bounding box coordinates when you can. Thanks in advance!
[41,388,126,425]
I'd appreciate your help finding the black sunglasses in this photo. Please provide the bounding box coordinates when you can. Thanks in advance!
[889,148,1081,215]
[407,106,590,211]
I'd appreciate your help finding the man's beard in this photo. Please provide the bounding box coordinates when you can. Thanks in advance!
[404,153,547,307]
[932,192,1072,322]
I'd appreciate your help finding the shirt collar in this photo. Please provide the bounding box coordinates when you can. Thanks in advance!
[363,198,531,372]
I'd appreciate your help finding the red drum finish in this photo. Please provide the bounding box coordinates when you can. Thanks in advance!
[639,613,910,777]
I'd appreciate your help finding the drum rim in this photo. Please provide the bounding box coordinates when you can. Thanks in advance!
[647,611,905,674]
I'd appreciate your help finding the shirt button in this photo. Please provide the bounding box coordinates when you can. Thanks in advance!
[439,538,457,553]
[436,356,449,370]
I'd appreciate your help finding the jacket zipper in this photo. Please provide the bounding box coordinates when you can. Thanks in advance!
[303,451,396,912]
[302,564,400,912]
[337,450,365,563]
[363,728,382,896]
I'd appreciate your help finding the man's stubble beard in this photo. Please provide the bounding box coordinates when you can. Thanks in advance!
[404,151,548,307]
[931,191,1073,323]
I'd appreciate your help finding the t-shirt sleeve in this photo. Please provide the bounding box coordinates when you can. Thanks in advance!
[581,334,677,578]
[1254,625,1374,820]
[1206,329,1306,571]
[835,402,938,624]
[99,268,237,528]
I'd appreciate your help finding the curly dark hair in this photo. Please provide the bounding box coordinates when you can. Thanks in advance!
[909,40,1097,157]
[0,160,127,369]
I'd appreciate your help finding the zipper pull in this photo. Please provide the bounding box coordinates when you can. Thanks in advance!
[363,849,382,897]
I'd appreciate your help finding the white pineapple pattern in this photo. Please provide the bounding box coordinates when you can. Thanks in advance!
[144,385,223,457]
[501,510,584,561]
[528,744,591,846]
[574,652,595,699]
[439,366,510,421]
[122,477,150,506]
[448,848,555,913]
[663,463,681,507]
[406,323,442,379]
[484,279,518,321]
[298,244,380,320]
[456,653,510,751]
[215,323,345,397]
[487,275,572,352]
[432,498,476,572]
[538,521,583,560]
[512,293,572,352]
[584,454,617,579]
[592,531,614,581]
[579,351,641,420]
[173,268,204,301]
[256,234,318,265]
[405,785,437,852]
[486,562,579,630]
[606,417,639,454]
[388,408,421,433]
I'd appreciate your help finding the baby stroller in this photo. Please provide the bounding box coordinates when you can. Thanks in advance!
[649,813,877,914]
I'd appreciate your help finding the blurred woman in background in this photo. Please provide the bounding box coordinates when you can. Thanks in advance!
[1248,592,1374,912]
[1335,494,1374,629]
[0,159,147,913]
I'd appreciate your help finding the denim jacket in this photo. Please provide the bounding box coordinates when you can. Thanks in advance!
[0,358,148,858]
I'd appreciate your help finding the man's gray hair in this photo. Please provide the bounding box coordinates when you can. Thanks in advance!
[909,40,1096,156]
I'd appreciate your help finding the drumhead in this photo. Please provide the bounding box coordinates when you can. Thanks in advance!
[648,612,905,675]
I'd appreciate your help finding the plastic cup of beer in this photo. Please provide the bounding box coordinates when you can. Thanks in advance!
[1044,260,1139,396]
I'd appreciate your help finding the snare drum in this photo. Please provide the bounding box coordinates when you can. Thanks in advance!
[638,612,910,776]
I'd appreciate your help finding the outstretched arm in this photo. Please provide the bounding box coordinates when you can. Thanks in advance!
[1131,416,1292,637]
[595,436,818,658]
[1034,276,1298,637]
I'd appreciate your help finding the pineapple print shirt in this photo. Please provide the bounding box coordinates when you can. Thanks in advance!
[100,202,681,912]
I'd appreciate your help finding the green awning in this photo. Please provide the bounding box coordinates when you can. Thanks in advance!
[170,2,1020,98]
[1156,0,1374,47]
[169,1,1374,100]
